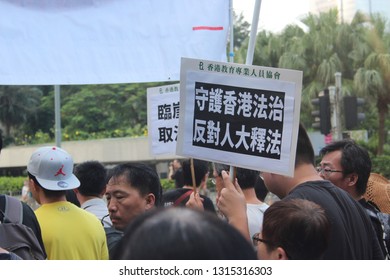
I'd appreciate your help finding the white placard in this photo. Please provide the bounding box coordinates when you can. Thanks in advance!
[177,58,303,176]
[147,84,180,156]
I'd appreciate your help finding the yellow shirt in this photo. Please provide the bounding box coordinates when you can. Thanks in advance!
[35,201,108,260]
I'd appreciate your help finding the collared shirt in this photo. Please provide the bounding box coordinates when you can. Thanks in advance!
[81,198,112,228]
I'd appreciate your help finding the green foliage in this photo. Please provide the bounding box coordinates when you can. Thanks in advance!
[371,155,390,178]
[231,12,250,54]
[14,130,53,146]
[0,86,42,143]
[0,176,25,194]
[158,178,175,193]
[160,178,216,193]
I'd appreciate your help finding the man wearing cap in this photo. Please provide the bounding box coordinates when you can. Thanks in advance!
[27,146,109,260]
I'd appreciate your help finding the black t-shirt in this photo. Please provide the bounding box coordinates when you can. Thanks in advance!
[0,194,46,256]
[162,188,216,213]
[287,180,384,260]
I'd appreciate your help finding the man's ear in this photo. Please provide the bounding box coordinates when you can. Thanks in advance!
[347,173,358,187]
[275,247,289,260]
[144,193,156,210]
[29,178,37,191]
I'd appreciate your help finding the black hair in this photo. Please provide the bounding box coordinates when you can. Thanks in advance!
[235,167,260,190]
[319,139,371,196]
[254,176,268,201]
[112,207,257,260]
[74,161,107,197]
[107,163,162,207]
[182,159,209,187]
[295,123,315,166]
[65,189,80,206]
[213,163,259,190]
[262,198,330,260]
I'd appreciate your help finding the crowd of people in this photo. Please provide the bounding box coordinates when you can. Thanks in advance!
[1,123,390,260]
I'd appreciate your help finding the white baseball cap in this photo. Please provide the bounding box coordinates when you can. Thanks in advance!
[27,146,80,191]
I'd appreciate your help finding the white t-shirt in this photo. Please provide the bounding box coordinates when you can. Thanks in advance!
[246,203,269,239]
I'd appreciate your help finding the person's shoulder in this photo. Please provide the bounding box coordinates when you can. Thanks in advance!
[292,180,344,194]
[163,188,187,197]
[162,188,187,207]
[246,202,269,211]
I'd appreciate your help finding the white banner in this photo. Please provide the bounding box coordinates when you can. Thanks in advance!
[0,0,229,85]
[147,83,180,156]
[177,58,303,177]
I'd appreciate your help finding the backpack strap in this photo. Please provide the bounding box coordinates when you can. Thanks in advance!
[4,195,23,224]
[174,190,193,206]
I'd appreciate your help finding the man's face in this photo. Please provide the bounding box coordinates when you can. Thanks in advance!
[172,160,181,170]
[106,175,153,231]
[319,150,349,191]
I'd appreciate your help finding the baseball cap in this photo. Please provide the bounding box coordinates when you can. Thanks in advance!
[27,146,80,191]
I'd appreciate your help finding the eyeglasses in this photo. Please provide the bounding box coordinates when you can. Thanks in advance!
[252,232,293,259]
[316,166,343,177]
[252,233,275,247]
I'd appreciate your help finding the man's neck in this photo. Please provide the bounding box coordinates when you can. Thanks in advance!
[39,195,67,205]
[285,164,324,195]
[349,190,363,201]
[77,194,100,205]
[242,188,263,204]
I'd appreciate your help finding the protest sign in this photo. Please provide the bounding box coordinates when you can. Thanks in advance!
[147,84,180,156]
[177,58,303,176]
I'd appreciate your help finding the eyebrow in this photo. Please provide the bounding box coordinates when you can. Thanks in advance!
[107,190,129,196]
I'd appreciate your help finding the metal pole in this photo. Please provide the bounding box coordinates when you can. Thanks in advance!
[230,0,262,181]
[328,86,337,140]
[245,0,262,65]
[54,85,62,147]
[334,72,342,140]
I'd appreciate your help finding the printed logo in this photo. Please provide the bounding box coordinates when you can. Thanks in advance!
[57,181,68,188]
[55,165,66,176]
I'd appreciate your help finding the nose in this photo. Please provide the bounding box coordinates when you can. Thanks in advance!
[107,199,117,213]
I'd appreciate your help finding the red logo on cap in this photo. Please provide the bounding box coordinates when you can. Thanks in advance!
[55,165,66,177]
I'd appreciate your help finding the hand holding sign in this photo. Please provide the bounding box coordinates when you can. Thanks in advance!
[185,191,204,211]
[217,170,250,241]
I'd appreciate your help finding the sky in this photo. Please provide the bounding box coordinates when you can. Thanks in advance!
[233,0,310,33]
